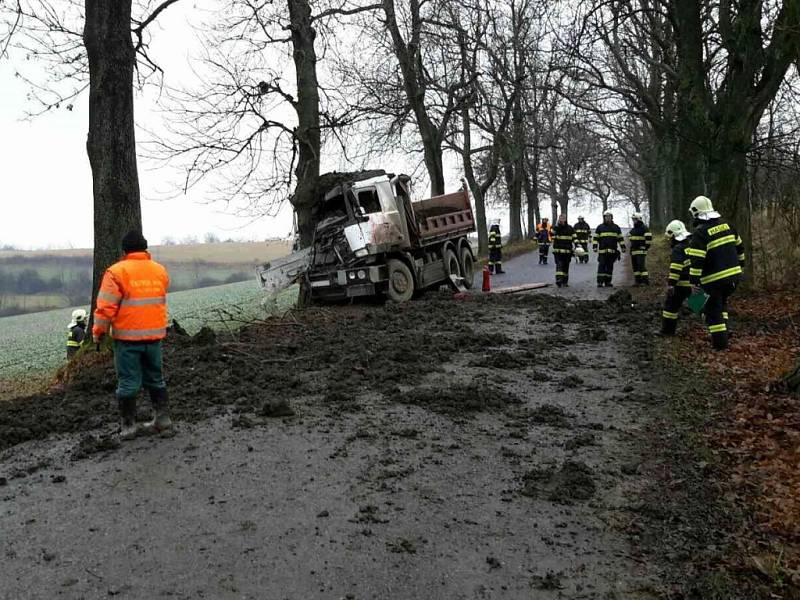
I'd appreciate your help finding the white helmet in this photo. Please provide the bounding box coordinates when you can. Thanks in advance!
[689,195,720,220]
[603,210,613,217]
[69,308,88,328]
[632,212,643,220]
[574,246,587,257]
[577,215,585,220]
[665,220,690,241]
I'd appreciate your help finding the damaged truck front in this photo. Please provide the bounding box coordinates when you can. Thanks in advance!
[257,172,476,302]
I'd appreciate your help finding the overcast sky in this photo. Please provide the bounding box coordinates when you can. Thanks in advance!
[0,2,619,251]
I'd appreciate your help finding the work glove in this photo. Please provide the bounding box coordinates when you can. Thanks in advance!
[691,285,702,296]
[666,286,675,298]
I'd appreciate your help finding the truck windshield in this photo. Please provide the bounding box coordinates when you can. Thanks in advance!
[356,188,382,214]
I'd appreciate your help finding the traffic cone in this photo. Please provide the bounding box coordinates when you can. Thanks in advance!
[482,265,491,292]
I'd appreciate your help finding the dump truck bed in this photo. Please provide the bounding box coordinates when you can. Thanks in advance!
[411,187,475,243]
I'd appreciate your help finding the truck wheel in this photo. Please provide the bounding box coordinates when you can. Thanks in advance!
[444,248,462,279]
[386,259,415,303]
[459,248,475,289]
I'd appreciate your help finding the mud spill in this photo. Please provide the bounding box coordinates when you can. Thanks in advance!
[520,461,597,503]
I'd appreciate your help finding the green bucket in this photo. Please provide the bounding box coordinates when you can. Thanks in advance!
[687,291,709,314]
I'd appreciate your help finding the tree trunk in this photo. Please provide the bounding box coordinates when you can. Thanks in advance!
[84,0,141,330]
[523,155,540,239]
[382,0,445,196]
[288,0,321,248]
[504,161,523,242]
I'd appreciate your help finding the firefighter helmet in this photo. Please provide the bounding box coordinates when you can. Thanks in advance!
[603,210,613,217]
[574,246,587,258]
[632,212,643,220]
[665,220,689,241]
[689,196,720,220]
[69,308,87,328]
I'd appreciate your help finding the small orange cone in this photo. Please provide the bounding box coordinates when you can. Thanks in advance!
[482,265,491,292]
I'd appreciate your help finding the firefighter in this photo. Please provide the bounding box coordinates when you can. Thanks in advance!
[487,221,505,274]
[686,196,745,350]
[593,210,625,287]
[93,230,172,440]
[628,212,653,285]
[66,309,87,359]
[573,215,591,263]
[535,218,552,264]
[551,214,577,287]
[660,220,693,335]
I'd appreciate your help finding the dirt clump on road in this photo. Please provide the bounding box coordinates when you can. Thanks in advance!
[402,380,520,416]
[520,461,597,503]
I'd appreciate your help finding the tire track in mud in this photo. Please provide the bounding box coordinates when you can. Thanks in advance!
[0,290,665,599]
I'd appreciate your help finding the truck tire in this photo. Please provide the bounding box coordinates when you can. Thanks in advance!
[444,248,461,280]
[459,247,475,289]
[386,259,415,303]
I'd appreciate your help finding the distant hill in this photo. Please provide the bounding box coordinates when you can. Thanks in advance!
[0,240,292,317]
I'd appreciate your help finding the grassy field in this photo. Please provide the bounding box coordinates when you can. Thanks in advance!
[0,280,299,382]
[0,240,292,316]
[0,240,292,264]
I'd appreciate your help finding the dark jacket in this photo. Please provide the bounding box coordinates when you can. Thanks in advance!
[593,223,625,254]
[667,238,692,288]
[573,220,591,242]
[67,324,85,358]
[551,223,576,255]
[686,218,744,286]
[629,221,652,255]
[488,225,502,250]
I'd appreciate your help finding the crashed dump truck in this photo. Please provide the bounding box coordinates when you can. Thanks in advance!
[257,171,476,302]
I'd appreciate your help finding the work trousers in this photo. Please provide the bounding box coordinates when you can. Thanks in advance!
[661,286,692,334]
[554,253,572,285]
[631,253,649,284]
[596,253,617,284]
[538,244,550,264]
[488,249,502,273]
[576,241,589,263]
[703,279,738,349]
[114,339,166,398]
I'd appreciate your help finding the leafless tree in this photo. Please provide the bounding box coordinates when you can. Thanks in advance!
[151,0,380,247]
[1,0,180,327]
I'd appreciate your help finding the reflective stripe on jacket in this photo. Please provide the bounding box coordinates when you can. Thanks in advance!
[551,223,577,254]
[92,251,170,342]
[628,222,652,255]
[686,218,744,286]
[667,239,692,287]
[488,228,502,250]
[573,221,591,241]
[593,223,625,254]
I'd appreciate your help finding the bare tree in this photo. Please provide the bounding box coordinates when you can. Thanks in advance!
[2,0,180,327]
[152,0,379,247]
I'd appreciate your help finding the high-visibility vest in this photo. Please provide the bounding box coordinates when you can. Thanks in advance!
[93,252,170,342]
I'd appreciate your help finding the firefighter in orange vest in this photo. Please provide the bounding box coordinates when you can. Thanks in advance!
[93,231,172,440]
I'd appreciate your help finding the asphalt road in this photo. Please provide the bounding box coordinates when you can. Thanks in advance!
[491,248,634,300]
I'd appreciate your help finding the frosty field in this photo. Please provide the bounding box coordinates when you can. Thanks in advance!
[0,280,298,379]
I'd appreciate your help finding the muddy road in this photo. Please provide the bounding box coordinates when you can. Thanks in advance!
[0,254,666,600]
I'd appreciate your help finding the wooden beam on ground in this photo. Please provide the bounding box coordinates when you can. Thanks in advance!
[491,282,550,294]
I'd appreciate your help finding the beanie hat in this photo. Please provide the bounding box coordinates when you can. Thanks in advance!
[122,230,148,253]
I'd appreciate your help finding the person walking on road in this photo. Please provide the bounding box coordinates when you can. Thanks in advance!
[551,214,577,287]
[487,221,505,274]
[660,220,693,335]
[66,309,87,359]
[686,196,745,350]
[593,210,625,287]
[536,218,552,265]
[573,216,591,263]
[628,213,653,285]
[93,230,173,440]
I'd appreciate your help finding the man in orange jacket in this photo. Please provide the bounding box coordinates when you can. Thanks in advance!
[93,230,172,440]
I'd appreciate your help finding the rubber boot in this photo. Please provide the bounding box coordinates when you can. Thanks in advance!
[488,264,495,274]
[711,331,729,351]
[118,396,138,441]
[660,319,677,336]
[495,263,505,274]
[146,387,173,434]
